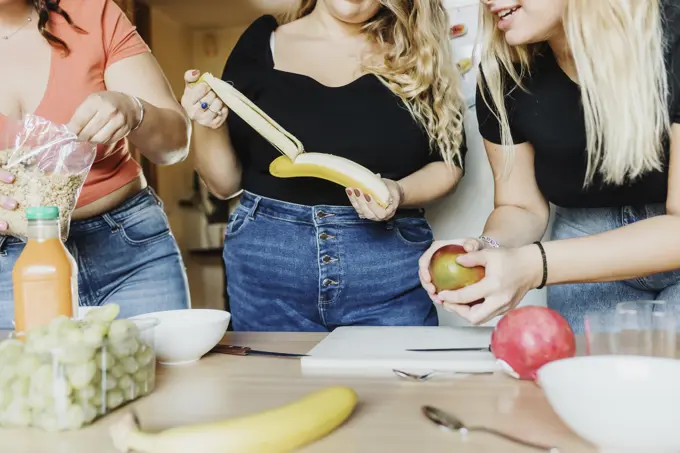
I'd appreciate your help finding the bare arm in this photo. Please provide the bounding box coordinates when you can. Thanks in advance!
[398,162,463,207]
[192,123,242,199]
[480,139,551,247]
[105,53,190,166]
[521,124,680,286]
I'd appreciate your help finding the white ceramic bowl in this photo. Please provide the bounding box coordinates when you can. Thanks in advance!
[537,355,680,453]
[130,309,230,365]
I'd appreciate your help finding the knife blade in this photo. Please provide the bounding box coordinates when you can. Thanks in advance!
[211,345,307,358]
[406,346,491,352]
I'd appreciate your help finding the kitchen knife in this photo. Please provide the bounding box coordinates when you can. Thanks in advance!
[406,346,492,352]
[210,344,307,358]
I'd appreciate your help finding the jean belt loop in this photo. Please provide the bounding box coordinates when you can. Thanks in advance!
[247,196,262,220]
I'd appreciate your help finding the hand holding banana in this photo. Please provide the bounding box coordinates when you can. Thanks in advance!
[182,69,229,129]
[347,177,403,221]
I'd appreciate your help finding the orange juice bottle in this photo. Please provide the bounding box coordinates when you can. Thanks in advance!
[12,206,77,334]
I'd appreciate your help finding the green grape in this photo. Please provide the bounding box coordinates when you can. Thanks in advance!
[32,411,60,432]
[133,367,148,384]
[66,362,97,389]
[121,356,139,374]
[90,386,104,408]
[117,374,133,392]
[106,390,124,410]
[28,392,54,410]
[62,404,86,430]
[108,319,140,341]
[0,339,25,361]
[0,364,16,386]
[135,344,154,367]
[29,364,54,396]
[11,378,29,398]
[110,364,125,379]
[3,400,31,428]
[94,347,116,370]
[56,344,96,365]
[76,385,96,403]
[16,353,41,377]
[82,322,108,347]
[81,403,97,424]
[102,372,117,391]
[62,328,84,345]
[47,315,74,334]
[0,388,11,410]
[109,337,139,359]
[84,304,120,323]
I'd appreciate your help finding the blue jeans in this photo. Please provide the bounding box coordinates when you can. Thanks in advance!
[548,203,680,334]
[0,188,190,330]
[224,191,438,331]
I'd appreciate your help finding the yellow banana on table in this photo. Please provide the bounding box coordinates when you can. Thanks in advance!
[109,386,358,453]
[191,73,391,208]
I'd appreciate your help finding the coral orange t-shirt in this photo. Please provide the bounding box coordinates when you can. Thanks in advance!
[5,0,150,208]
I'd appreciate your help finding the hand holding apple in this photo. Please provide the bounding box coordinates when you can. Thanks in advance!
[435,244,545,325]
[429,244,485,292]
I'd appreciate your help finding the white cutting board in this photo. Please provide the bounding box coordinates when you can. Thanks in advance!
[301,326,500,377]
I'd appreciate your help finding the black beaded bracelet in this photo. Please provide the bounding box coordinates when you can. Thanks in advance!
[533,241,548,289]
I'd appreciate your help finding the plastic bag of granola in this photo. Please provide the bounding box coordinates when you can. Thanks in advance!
[0,114,96,241]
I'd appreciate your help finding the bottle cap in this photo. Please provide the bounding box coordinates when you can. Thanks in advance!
[26,206,60,220]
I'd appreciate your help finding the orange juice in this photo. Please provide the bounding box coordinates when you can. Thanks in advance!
[12,206,77,334]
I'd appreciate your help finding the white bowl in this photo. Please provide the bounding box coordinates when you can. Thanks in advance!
[130,309,230,365]
[537,355,680,453]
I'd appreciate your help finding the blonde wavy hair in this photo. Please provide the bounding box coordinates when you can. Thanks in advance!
[479,0,671,186]
[282,0,466,167]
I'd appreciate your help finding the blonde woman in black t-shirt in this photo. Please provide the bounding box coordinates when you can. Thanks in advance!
[180,1,468,331]
[419,0,680,332]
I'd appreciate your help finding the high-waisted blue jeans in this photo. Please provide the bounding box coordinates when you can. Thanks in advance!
[548,203,680,333]
[224,191,438,331]
[0,187,190,329]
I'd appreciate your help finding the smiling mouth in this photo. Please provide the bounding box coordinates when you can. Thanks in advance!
[498,6,520,19]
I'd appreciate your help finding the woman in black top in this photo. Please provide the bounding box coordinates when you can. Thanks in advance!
[181,0,467,331]
[419,0,680,332]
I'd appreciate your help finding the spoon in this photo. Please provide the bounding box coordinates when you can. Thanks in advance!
[392,369,493,382]
[422,405,560,452]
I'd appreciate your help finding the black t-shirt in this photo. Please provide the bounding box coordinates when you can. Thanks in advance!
[222,15,465,207]
[476,3,680,209]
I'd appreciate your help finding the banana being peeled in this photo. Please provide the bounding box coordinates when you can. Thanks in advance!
[109,386,358,453]
[191,73,391,208]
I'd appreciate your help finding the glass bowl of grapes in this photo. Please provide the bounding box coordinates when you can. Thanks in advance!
[0,303,158,431]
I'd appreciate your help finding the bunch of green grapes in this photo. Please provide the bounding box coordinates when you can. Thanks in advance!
[0,304,156,432]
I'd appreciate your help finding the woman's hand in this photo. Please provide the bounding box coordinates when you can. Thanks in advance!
[418,238,486,303]
[436,245,543,325]
[0,170,17,233]
[67,92,143,145]
[347,178,403,221]
[181,70,228,129]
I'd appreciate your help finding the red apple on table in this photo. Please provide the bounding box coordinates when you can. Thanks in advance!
[491,306,576,381]
[429,244,485,293]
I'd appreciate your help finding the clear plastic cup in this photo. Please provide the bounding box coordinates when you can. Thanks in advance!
[584,301,677,358]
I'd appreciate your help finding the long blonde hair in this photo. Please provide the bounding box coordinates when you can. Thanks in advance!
[282,0,466,167]
[479,0,670,186]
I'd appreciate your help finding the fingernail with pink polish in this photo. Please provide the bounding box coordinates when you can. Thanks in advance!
[364,194,371,202]
[0,173,14,183]
[353,189,360,197]
[0,221,8,231]
[346,189,353,196]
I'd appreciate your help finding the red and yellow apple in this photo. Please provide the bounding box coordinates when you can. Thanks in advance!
[429,244,485,293]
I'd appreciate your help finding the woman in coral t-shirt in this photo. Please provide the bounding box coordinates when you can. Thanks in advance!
[0,0,192,329]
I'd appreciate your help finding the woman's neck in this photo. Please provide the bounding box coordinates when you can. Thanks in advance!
[307,3,364,39]
[548,27,578,82]
[0,1,33,28]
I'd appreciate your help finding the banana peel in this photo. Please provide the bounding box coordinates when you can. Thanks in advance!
[109,386,358,453]
[191,73,391,208]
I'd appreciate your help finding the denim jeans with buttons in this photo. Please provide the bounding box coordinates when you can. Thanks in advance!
[548,203,680,334]
[0,187,190,330]
[224,191,438,331]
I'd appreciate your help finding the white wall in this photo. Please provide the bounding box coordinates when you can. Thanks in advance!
[428,1,548,327]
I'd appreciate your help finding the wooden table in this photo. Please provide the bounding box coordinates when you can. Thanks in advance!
[0,332,595,453]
